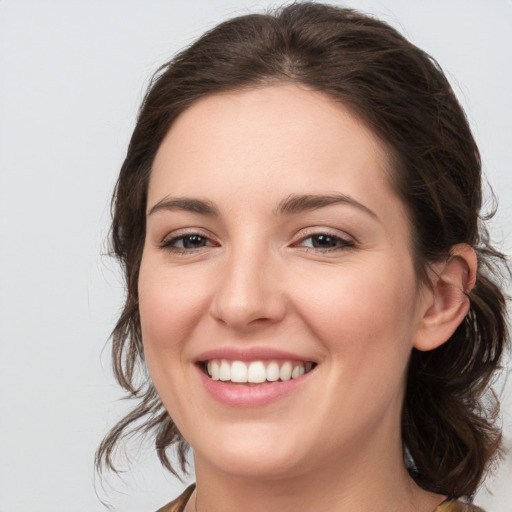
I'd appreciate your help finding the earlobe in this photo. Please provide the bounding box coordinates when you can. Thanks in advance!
[413,244,477,352]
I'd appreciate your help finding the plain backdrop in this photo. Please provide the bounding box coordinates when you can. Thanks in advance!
[0,1,511,511]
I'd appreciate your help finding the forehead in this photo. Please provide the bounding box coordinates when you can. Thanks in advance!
[149,84,398,218]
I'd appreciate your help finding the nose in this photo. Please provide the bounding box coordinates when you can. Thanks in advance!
[210,247,287,331]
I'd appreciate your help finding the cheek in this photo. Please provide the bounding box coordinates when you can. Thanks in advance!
[292,259,420,361]
[137,260,209,364]
[295,262,419,428]
[137,260,213,427]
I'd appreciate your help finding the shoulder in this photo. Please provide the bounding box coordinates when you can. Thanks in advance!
[435,500,485,512]
[155,484,196,512]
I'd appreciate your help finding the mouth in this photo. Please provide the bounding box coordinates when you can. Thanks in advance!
[200,359,317,385]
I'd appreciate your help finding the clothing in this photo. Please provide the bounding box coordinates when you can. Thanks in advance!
[156,484,195,512]
[155,484,486,512]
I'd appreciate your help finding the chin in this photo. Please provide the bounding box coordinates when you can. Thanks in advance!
[194,426,310,480]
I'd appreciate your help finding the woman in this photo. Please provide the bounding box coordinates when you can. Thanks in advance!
[96,3,509,511]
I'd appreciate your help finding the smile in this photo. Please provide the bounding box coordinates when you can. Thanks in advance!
[205,359,315,384]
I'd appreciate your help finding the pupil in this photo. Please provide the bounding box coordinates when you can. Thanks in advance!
[183,235,205,248]
[313,234,337,248]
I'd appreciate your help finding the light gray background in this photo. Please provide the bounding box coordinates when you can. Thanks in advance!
[0,1,511,511]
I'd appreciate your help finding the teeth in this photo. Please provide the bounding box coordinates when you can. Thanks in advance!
[219,360,231,381]
[247,361,266,383]
[231,361,247,383]
[210,360,220,380]
[279,361,292,381]
[205,359,313,384]
[266,361,280,382]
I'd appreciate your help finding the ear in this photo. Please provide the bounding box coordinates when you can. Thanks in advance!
[413,244,477,352]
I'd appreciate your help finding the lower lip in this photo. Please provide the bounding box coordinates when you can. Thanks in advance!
[196,365,312,407]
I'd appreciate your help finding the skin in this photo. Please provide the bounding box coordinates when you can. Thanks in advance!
[138,84,474,512]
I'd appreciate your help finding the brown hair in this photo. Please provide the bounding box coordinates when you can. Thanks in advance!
[96,2,509,499]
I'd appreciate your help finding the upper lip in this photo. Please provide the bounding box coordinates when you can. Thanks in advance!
[195,347,316,363]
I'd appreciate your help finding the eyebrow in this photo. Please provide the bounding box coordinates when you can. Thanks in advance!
[148,197,219,217]
[147,193,378,220]
[275,193,378,220]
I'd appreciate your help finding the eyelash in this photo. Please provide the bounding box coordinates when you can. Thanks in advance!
[160,232,216,254]
[294,233,355,252]
[160,231,355,254]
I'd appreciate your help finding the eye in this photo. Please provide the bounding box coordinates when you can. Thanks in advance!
[161,233,216,252]
[296,233,355,251]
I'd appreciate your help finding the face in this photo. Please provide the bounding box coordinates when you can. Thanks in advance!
[138,84,430,480]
